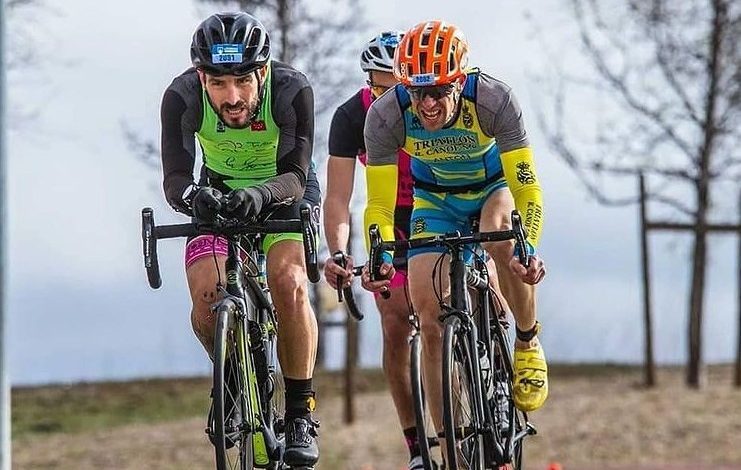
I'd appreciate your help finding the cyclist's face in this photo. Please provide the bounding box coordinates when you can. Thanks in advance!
[199,67,267,129]
[410,79,463,132]
[367,71,397,98]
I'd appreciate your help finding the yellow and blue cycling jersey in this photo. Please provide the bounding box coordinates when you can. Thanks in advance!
[363,70,543,258]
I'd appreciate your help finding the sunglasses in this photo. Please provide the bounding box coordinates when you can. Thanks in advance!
[366,80,392,97]
[406,83,457,101]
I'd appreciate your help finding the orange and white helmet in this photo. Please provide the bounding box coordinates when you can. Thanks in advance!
[394,20,469,87]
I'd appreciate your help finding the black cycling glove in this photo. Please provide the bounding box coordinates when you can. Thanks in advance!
[192,187,223,222]
[224,187,266,220]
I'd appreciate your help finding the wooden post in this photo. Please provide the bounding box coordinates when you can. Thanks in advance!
[736,189,741,387]
[639,174,656,387]
[343,217,358,423]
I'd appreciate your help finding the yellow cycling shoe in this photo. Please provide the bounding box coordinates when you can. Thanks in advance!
[513,343,548,412]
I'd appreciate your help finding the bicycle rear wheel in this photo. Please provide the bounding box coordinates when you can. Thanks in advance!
[410,331,437,469]
[213,301,254,470]
[442,315,486,470]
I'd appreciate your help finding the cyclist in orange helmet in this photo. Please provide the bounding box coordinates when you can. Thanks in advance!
[363,19,548,452]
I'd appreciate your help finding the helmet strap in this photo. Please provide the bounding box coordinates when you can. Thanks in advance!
[250,69,266,123]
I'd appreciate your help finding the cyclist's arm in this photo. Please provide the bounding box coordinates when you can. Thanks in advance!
[324,157,356,253]
[324,106,362,253]
[362,97,404,252]
[254,68,315,207]
[160,84,201,215]
[478,75,544,251]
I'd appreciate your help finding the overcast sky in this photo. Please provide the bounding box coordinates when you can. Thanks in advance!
[5,0,739,385]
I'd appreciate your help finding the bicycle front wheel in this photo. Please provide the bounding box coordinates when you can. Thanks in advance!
[213,301,254,470]
[410,331,436,469]
[442,315,486,470]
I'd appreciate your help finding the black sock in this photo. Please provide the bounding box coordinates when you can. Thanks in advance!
[403,426,420,460]
[284,377,315,419]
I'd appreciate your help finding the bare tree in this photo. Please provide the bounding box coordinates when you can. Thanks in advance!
[5,0,54,130]
[535,0,741,387]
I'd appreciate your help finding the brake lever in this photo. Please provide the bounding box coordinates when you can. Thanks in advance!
[332,251,347,302]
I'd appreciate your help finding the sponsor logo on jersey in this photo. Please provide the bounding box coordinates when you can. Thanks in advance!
[462,104,474,129]
[412,217,427,235]
[251,120,267,131]
[216,120,226,133]
[516,161,537,185]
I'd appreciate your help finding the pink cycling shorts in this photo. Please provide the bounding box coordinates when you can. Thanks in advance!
[374,269,408,299]
[184,235,229,268]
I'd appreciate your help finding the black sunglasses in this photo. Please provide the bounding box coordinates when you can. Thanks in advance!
[406,83,456,100]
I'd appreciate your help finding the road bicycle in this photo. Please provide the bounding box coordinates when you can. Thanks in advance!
[368,211,537,470]
[141,203,319,470]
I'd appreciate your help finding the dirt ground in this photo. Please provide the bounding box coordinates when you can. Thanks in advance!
[12,366,741,470]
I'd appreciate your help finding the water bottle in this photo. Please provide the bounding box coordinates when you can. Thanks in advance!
[477,342,494,400]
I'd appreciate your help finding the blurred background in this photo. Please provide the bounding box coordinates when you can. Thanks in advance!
[2,0,740,468]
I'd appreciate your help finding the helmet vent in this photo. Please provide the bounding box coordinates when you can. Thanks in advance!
[247,28,262,49]
[435,37,445,55]
[418,52,428,73]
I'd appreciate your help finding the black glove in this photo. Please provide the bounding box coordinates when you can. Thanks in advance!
[224,187,265,220]
[192,187,223,222]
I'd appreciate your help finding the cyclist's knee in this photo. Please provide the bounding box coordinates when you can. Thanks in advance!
[269,263,308,301]
[189,278,220,313]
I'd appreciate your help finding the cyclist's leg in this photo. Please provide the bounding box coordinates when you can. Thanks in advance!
[263,180,321,467]
[265,238,319,466]
[184,235,229,356]
[479,187,548,412]
[373,271,417,452]
[408,252,449,436]
[407,191,465,448]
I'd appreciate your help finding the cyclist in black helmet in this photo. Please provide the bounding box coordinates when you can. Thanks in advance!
[160,12,320,467]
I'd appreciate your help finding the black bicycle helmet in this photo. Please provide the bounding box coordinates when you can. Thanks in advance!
[190,12,271,75]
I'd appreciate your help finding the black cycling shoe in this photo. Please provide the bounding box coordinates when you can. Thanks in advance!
[283,415,319,468]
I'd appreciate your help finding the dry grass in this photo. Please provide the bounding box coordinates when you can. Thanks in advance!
[11,365,741,470]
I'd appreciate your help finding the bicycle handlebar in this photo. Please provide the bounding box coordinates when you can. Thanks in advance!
[141,203,320,289]
[332,252,364,321]
[369,210,531,284]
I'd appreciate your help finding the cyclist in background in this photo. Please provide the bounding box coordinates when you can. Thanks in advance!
[160,12,320,467]
[323,31,430,469]
[362,19,549,452]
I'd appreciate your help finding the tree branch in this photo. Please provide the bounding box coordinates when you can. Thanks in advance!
[121,120,159,169]
[590,162,696,181]
[573,0,697,163]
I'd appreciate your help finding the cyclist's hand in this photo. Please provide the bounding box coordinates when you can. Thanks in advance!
[509,254,546,285]
[224,188,265,220]
[324,254,355,289]
[192,187,223,222]
[360,261,395,294]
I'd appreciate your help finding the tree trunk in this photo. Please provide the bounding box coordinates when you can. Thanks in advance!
[687,0,725,389]
[686,224,707,388]
[276,0,292,63]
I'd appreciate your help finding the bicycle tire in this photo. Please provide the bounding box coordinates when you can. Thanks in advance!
[410,331,436,469]
[213,301,255,470]
[442,315,486,470]
[489,310,526,470]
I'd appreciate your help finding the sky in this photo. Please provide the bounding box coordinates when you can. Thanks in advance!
[4,0,740,385]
